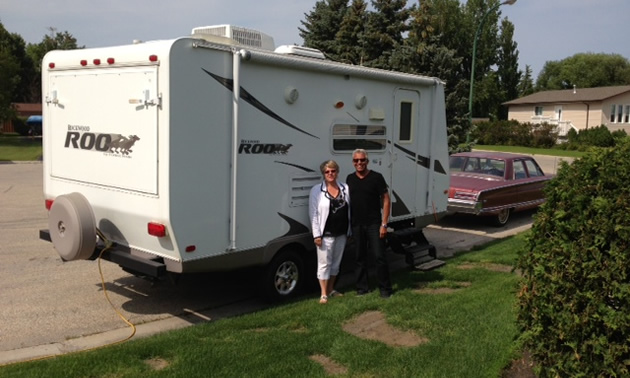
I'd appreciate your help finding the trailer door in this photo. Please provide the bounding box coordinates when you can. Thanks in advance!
[46,66,159,195]
[391,89,425,219]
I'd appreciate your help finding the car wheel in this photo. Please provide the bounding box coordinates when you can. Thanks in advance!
[261,249,305,302]
[492,208,511,227]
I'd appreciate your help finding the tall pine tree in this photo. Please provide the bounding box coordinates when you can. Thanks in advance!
[299,0,349,60]
[335,0,368,65]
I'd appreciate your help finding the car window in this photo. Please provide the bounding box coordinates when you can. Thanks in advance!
[514,161,527,179]
[524,159,544,177]
[449,156,466,172]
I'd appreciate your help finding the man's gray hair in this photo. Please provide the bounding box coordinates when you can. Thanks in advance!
[352,148,368,158]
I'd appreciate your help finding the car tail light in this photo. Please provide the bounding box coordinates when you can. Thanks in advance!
[148,222,166,237]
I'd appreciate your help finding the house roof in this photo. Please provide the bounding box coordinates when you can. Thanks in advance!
[503,85,630,106]
[13,103,42,114]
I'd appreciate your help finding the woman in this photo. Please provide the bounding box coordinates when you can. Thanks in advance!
[309,160,351,304]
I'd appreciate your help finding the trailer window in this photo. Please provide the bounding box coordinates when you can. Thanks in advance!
[332,124,387,151]
[399,102,412,142]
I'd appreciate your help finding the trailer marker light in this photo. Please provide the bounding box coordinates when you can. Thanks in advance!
[93,59,101,65]
[107,58,115,64]
[334,101,344,109]
[185,245,196,253]
[148,222,166,237]
[149,55,158,62]
[48,62,55,69]
[45,199,54,210]
[80,60,88,66]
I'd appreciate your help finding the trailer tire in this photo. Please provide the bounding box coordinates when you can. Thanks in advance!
[262,249,305,302]
[48,192,97,261]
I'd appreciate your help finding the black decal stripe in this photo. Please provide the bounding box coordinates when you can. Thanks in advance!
[276,213,310,238]
[202,69,319,139]
[391,190,411,217]
[274,161,316,173]
[434,160,447,175]
[394,143,430,169]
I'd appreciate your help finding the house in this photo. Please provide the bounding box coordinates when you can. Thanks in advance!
[1,103,42,134]
[503,85,630,136]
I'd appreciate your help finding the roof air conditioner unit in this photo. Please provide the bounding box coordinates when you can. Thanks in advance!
[191,25,275,50]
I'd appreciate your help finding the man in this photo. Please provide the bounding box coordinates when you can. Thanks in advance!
[346,148,393,298]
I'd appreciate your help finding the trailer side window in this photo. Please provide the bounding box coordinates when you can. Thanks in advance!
[332,124,387,152]
[399,102,412,142]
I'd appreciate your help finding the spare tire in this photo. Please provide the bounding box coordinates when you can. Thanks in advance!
[48,192,97,261]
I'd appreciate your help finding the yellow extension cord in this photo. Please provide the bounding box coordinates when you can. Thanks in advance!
[1,230,137,366]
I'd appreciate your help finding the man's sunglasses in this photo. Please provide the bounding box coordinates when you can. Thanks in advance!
[353,158,367,163]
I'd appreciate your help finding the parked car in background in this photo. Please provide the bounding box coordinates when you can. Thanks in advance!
[447,151,553,226]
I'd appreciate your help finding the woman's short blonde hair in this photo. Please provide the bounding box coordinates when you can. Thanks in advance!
[320,160,340,175]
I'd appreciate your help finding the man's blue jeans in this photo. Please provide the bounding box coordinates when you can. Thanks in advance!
[352,223,392,294]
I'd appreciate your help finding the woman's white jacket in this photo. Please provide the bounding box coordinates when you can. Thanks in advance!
[309,181,351,239]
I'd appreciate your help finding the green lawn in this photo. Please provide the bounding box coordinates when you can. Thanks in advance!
[1,234,529,377]
[0,134,43,161]
[474,144,585,158]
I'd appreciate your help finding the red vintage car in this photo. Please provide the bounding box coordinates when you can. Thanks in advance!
[447,151,552,226]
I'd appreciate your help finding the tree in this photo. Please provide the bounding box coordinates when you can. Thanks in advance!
[26,28,82,103]
[496,18,520,119]
[335,0,368,65]
[536,53,630,91]
[517,65,535,97]
[395,0,467,150]
[299,0,349,60]
[361,0,410,69]
[0,22,35,105]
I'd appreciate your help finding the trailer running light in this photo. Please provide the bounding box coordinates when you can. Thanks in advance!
[45,199,54,210]
[148,222,166,237]
[80,60,88,66]
[93,59,101,65]
[149,55,158,62]
[185,245,196,253]
[48,62,55,69]
[334,101,344,109]
[107,58,115,64]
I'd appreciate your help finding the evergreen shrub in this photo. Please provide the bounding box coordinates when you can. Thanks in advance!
[516,139,630,376]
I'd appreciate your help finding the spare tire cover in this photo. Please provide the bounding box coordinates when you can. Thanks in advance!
[48,192,97,261]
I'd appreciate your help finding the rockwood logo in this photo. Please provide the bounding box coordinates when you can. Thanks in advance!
[64,130,140,156]
[238,140,292,155]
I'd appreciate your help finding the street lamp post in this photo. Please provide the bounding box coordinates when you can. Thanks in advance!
[466,0,517,144]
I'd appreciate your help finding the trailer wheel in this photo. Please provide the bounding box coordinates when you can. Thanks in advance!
[48,192,97,261]
[262,249,305,302]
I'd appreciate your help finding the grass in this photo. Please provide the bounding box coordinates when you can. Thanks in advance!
[475,144,585,158]
[0,134,42,161]
[0,233,528,377]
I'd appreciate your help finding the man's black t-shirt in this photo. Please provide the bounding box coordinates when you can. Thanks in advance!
[346,170,388,226]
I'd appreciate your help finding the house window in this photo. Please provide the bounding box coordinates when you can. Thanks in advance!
[611,105,616,122]
[534,106,543,116]
[625,105,630,123]
[617,104,623,123]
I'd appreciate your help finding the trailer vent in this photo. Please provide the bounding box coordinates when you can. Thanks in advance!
[191,25,275,51]
[274,45,326,60]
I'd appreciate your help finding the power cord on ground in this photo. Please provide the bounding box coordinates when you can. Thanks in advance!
[1,229,137,367]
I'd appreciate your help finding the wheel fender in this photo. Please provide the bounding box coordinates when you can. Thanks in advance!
[48,192,97,261]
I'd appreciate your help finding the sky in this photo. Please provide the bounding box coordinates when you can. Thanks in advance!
[1,0,629,80]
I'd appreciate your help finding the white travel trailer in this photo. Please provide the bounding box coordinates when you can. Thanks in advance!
[40,25,450,301]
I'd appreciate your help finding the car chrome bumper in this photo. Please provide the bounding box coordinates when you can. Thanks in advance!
[447,199,483,215]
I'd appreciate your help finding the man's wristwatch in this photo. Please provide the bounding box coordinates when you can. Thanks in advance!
[381,223,388,228]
